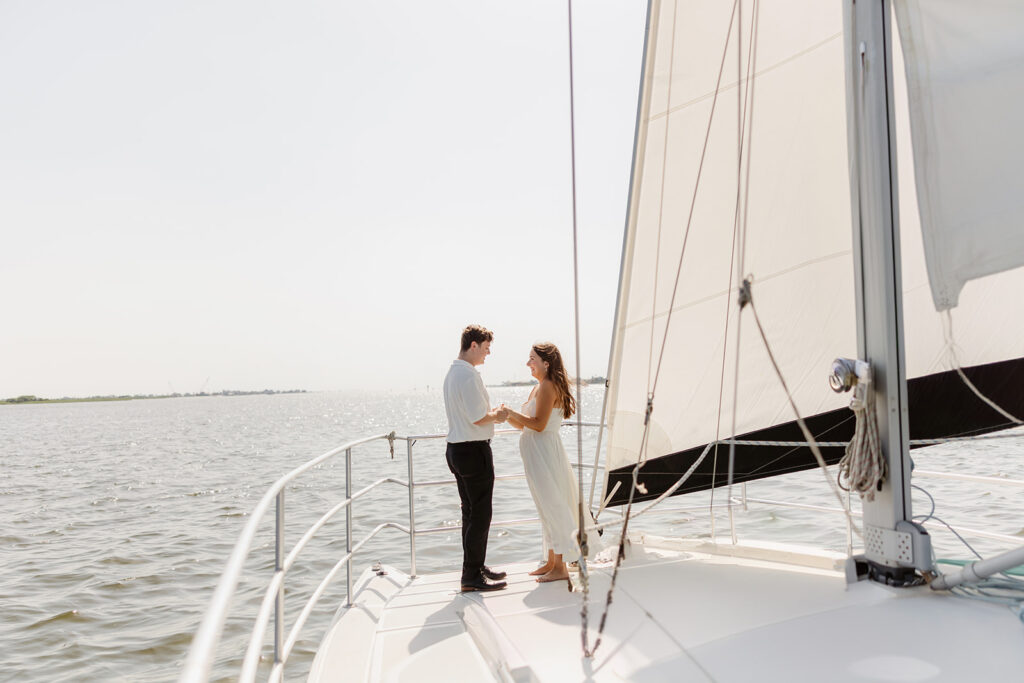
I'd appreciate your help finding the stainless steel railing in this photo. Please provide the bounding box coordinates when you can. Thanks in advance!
[182,426,1024,683]
[180,423,604,683]
[180,432,396,682]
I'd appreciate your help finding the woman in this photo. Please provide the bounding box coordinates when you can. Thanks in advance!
[503,343,597,583]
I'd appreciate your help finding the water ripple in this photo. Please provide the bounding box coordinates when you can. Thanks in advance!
[2,389,1022,681]
[27,609,88,629]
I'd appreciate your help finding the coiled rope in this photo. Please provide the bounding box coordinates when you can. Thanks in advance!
[836,374,886,501]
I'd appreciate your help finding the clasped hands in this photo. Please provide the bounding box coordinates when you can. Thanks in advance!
[493,404,510,423]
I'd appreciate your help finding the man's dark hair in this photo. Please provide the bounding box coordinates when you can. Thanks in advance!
[460,324,494,352]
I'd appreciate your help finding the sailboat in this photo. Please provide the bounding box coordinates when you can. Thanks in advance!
[182,0,1024,680]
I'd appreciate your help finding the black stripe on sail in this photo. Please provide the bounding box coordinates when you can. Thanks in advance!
[605,358,1024,506]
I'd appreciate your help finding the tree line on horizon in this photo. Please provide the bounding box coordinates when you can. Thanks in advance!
[1,389,308,405]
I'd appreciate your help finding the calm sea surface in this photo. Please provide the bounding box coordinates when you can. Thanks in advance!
[3,388,1023,681]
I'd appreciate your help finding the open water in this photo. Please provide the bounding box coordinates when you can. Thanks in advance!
[4,388,1023,681]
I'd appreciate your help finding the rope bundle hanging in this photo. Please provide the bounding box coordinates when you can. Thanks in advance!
[836,367,886,500]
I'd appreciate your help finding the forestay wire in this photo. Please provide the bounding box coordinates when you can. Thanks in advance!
[564,0,589,572]
[563,0,599,658]
[561,0,614,658]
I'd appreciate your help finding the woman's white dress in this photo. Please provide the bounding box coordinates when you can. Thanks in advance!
[519,397,600,558]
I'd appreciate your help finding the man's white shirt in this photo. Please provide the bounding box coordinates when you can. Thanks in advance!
[443,359,494,443]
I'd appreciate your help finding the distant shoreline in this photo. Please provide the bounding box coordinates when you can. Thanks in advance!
[1,389,308,405]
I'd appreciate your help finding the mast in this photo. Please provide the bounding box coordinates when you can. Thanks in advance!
[843,0,932,582]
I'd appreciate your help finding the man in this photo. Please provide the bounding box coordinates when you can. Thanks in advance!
[443,324,509,592]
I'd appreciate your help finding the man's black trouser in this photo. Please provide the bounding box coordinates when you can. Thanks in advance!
[445,440,494,584]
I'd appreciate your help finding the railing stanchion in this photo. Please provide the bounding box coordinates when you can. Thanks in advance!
[845,488,853,557]
[274,490,285,670]
[183,427,604,682]
[345,448,353,606]
[728,496,738,545]
[407,440,417,577]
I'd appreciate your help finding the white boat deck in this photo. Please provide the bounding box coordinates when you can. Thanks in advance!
[309,539,1024,682]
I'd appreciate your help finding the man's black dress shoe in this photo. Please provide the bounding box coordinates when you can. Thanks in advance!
[481,566,507,581]
[461,575,507,592]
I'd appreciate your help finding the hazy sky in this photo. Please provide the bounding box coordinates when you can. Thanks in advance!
[1,1,647,396]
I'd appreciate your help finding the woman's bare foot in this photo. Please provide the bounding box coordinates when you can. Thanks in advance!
[529,563,555,576]
[536,567,570,583]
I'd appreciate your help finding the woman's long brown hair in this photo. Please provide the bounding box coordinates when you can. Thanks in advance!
[533,342,575,419]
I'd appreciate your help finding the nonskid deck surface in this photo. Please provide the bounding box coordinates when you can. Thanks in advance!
[309,543,1024,682]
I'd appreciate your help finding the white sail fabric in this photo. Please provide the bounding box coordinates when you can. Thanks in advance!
[604,0,857,475]
[890,11,1024,391]
[603,0,1024,484]
[893,0,1024,311]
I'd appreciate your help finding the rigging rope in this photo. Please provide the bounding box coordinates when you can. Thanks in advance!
[712,0,760,540]
[914,483,1024,623]
[726,0,762,543]
[744,278,863,538]
[579,0,743,659]
[942,311,1023,426]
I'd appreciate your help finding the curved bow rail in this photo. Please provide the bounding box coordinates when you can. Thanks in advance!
[179,424,604,683]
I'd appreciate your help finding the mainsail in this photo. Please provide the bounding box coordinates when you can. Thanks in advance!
[602,0,1024,506]
[894,0,1024,311]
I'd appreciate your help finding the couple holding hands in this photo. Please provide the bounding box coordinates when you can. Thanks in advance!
[442,324,599,592]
